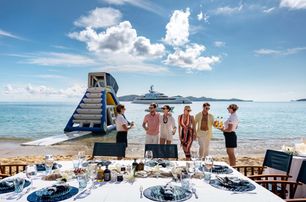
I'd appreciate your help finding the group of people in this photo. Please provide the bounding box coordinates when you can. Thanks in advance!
[115,102,239,166]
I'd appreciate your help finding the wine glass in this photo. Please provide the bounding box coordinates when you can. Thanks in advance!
[26,164,37,188]
[88,163,97,189]
[145,150,153,163]
[78,151,86,165]
[204,156,214,172]
[44,154,54,175]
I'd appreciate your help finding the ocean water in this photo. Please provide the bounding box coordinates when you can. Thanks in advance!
[0,101,305,144]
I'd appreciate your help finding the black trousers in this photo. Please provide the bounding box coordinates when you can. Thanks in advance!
[116,131,128,148]
[223,132,237,148]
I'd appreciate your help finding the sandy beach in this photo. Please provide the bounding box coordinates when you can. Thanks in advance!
[0,133,265,166]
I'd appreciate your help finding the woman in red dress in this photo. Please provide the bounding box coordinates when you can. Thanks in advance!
[178,106,196,160]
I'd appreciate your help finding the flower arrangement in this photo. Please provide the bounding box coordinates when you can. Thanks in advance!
[73,168,86,176]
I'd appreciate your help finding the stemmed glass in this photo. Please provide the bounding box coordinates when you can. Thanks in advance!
[26,164,37,188]
[78,151,86,166]
[44,155,54,175]
[204,155,214,181]
[88,163,97,189]
[145,150,153,163]
[190,149,199,172]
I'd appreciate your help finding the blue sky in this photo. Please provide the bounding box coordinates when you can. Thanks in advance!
[0,0,306,102]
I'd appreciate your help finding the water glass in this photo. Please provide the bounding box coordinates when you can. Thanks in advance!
[145,150,153,162]
[181,173,190,190]
[78,151,86,163]
[204,156,214,172]
[44,154,54,175]
[203,171,211,182]
[13,177,25,193]
[26,164,37,187]
[77,174,87,189]
[88,163,97,188]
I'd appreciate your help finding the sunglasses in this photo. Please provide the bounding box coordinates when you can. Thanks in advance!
[205,107,210,110]
[149,107,154,109]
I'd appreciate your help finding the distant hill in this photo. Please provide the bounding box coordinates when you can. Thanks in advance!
[297,98,306,101]
[118,95,253,102]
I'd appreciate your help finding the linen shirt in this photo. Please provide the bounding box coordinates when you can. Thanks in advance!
[115,114,128,132]
[194,112,214,139]
[143,113,160,135]
[224,112,239,132]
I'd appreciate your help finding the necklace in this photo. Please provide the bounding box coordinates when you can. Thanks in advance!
[163,115,168,124]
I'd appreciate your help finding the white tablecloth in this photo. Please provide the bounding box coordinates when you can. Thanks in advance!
[1,161,284,202]
[265,155,306,198]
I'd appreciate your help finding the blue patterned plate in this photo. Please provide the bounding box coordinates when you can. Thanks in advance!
[0,179,31,194]
[143,185,192,201]
[27,185,78,202]
[36,163,62,172]
[210,177,256,192]
[200,165,233,174]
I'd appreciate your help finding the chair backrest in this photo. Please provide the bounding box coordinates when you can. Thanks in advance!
[92,142,126,158]
[0,164,27,176]
[297,160,306,184]
[263,149,293,174]
[144,144,178,160]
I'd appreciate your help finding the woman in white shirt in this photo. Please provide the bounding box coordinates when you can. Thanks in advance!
[115,104,134,148]
[220,104,239,166]
[159,105,176,144]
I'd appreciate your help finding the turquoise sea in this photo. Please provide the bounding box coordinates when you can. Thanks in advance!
[0,101,305,144]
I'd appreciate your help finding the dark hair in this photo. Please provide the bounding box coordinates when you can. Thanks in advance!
[162,105,171,111]
[116,104,125,113]
[150,103,157,108]
[203,103,210,107]
[228,104,239,112]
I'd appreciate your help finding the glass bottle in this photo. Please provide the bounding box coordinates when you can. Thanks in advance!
[132,159,138,171]
[104,165,111,182]
[137,160,144,171]
[96,164,104,182]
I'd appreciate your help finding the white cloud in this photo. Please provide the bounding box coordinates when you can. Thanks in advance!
[213,5,243,15]
[254,47,306,56]
[163,8,190,47]
[280,0,306,10]
[34,74,66,79]
[4,83,86,98]
[101,0,165,16]
[23,52,96,66]
[164,43,220,71]
[263,7,275,13]
[0,29,23,40]
[197,11,209,22]
[69,21,165,57]
[74,7,122,28]
[214,41,226,47]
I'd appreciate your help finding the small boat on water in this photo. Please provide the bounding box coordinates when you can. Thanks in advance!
[133,85,192,104]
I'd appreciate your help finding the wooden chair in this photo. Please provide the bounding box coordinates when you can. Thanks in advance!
[286,199,306,202]
[233,149,293,177]
[255,160,306,199]
[0,164,27,176]
[0,173,9,179]
[91,142,126,160]
[144,144,178,160]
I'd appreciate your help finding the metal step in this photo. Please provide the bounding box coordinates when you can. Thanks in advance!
[73,119,101,124]
[87,87,104,93]
[76,108,102,114]
[79,103,102,109]
[83,98,102,104]
[73,114,102,120]
[86,93,102,98]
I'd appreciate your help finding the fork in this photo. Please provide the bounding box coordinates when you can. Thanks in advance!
[140,185,143,198]
[191,187,198,199]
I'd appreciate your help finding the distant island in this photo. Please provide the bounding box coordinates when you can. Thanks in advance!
[296,98,306,101]
[118,95,253,102]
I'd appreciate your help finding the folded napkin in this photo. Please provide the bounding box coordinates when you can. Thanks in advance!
[37,184,70,199]
[216,176,247,188]
[160,184,174,200]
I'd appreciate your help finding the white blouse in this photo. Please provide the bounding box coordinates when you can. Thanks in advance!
[224,112,239,132]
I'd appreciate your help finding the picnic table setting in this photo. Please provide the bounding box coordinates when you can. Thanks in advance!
[0,151,285,202]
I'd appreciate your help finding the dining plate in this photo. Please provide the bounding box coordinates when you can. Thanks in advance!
[143,185,192,202]
[27,185,78,202]
[0,179,31,194]
[200,165,233,174]
[210,176,256,192]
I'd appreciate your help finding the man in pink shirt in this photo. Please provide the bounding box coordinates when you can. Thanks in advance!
[142,103,160,144]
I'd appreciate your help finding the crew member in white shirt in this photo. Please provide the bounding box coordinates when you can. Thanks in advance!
[219,104,239,166]
[115,104,134,148]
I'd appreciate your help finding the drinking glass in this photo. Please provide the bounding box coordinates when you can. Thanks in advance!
[88,163,97,188]
[145,150,153,163]
[13,177,25,193]
[26,164,37,188]
[204,156,214,181]
[44,154,54,175]
[180,173,191,190]
[77,174,87,190]
[72,155,80,169]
